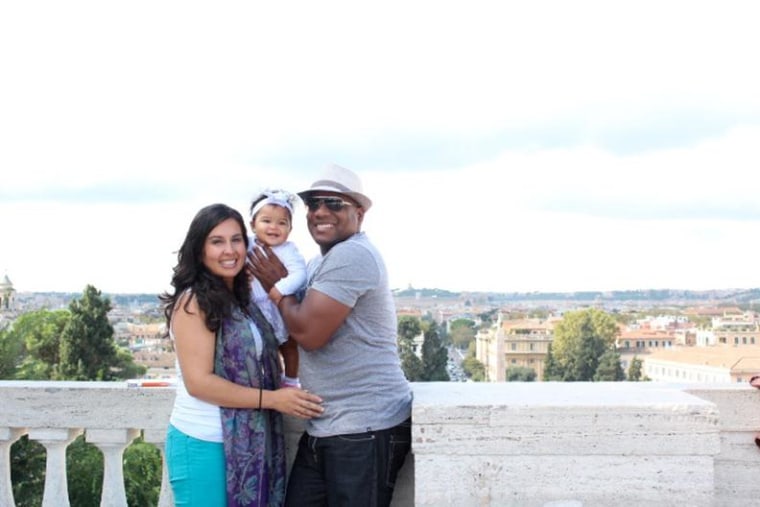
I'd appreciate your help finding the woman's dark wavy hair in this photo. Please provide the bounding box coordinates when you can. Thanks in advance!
[159,203,251,336]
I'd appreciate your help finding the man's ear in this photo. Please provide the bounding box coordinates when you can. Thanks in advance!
[355,207,365,225]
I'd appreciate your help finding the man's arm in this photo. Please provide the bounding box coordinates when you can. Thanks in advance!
[249,245,350,351]
[277,289,351,351]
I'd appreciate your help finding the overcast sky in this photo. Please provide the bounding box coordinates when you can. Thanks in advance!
[2,1,760,294]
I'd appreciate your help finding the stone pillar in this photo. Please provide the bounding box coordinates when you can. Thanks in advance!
[86,428,139,507]
[0,427,25,507]
[28,428,82,507]
[143,428,174,507]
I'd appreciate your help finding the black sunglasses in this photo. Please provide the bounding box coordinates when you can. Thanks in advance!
[304,196,356,212]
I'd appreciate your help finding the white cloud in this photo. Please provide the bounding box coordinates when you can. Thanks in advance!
[364,126,760,292]
[2,1,760,293]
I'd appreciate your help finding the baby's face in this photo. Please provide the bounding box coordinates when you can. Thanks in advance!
[251,204,292,247]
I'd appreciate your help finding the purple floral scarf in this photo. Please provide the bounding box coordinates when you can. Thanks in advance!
[214,302,287,506]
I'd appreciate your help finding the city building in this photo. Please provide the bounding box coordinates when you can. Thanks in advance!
[0,274,15,311]
[616,328,676,351]
[643,344,760,383]
[710,311,759,346]
[476,314,557,381]
[616,327,676,372]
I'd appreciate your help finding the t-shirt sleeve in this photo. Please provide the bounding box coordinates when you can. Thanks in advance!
[310,241,379,307]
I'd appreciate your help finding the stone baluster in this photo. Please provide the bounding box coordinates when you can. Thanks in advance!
[28,428,82,507]
[85,428,139,507]
[144,428,174,507]
[1,427,26,507]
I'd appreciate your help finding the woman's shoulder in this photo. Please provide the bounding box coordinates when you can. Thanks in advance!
[176,287,194,303]
[169,289,204,338]
[174,289,201,317]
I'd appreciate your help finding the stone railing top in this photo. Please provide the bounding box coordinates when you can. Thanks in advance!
[0,380,174,430]
[411,380,718,407]
[3,380,755,432]
[0,380,172,389]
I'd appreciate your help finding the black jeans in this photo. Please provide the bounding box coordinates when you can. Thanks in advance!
[284,418,411,507]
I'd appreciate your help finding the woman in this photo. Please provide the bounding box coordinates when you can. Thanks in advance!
[160,203,323,506]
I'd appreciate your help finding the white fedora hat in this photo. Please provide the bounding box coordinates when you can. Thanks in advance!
[298,163,373,210]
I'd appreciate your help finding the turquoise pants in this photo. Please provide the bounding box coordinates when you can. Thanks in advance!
[166,424,226,506]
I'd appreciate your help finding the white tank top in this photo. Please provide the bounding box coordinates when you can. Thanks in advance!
[167,294,265,442]
[168,293,222,442]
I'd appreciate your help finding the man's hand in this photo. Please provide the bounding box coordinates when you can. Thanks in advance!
[247,243,288,293]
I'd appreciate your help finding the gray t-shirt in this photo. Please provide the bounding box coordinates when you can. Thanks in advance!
[301,232,412,437]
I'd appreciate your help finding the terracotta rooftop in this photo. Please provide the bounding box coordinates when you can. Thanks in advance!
[646,344,760,372]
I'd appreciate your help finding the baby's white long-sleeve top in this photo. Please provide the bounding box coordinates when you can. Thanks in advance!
[249,238,307,343]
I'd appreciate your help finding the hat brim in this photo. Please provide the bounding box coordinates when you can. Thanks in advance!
[298,185,372,210]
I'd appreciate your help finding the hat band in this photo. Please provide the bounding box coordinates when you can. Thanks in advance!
[311,179,354,194]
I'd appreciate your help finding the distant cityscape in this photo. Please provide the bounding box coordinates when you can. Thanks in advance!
[3,274,760,385]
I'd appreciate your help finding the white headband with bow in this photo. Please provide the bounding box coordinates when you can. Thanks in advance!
[251,190,296,218]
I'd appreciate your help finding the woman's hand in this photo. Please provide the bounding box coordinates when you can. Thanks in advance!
[270,387,324,419]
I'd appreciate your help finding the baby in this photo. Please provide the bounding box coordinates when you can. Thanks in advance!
[248,189,306,388]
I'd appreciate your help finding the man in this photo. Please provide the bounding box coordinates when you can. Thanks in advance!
[249,163,412,507]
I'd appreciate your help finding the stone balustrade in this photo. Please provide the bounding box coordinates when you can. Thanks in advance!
[1,380,759,506]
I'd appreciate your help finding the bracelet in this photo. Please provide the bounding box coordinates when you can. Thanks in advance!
[281,374,301,388]
[258,387,263,410]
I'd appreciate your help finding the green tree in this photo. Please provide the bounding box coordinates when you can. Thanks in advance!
[505,366,537,381]
[66,436,104,507]
[58,285,117,380]
[627,356,645,381]
[550,308,619,381]
[17,309,69,365]
[400,347,424,382]
[397,315,422,342]
[593,350,625,381]
[123,438,162,506]
[543,343,561,381]
[461,355,485,381]
[58,285,144,380]
[397,316,424,381]
[421,321,449,381]
[10,437,46,507]
[114,348,147,380]
[688,314,712,329]
[477,309,498,329]
[449,318,477,350]
[0,326,24,379]
[8,309,70,380]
